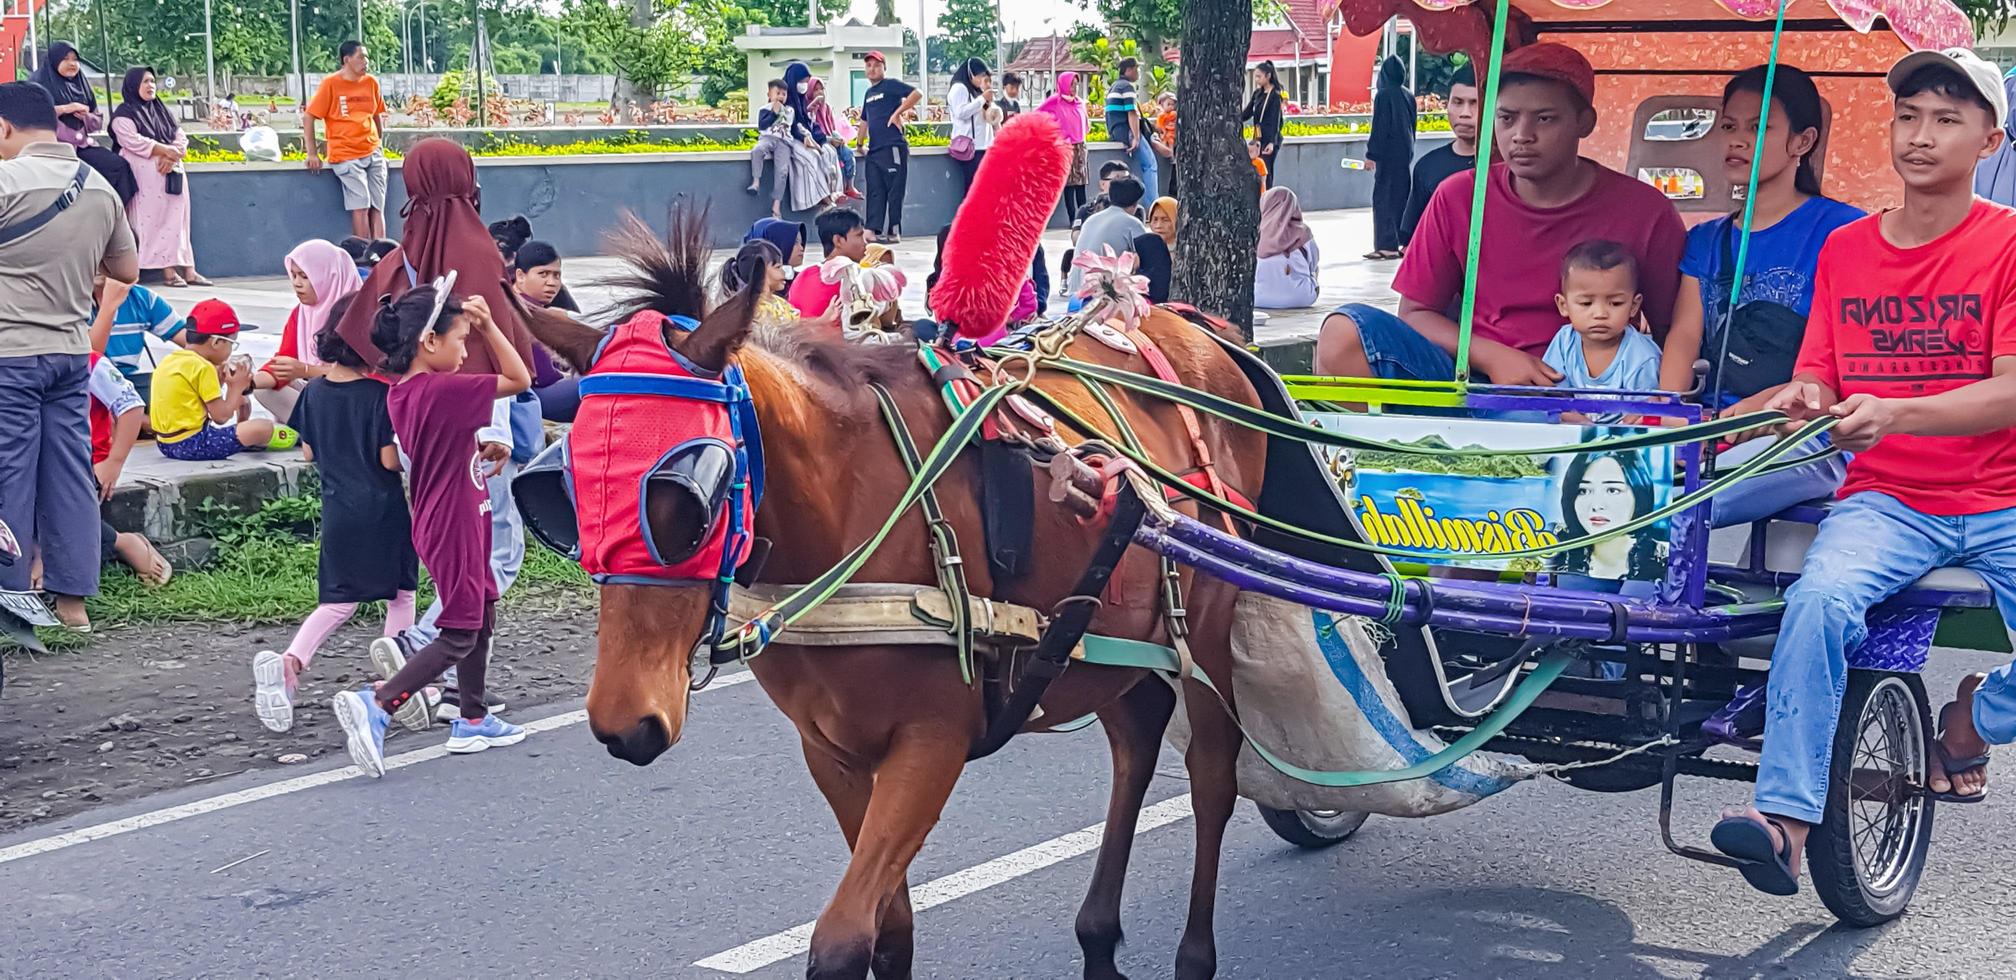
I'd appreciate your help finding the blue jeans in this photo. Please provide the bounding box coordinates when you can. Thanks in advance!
[1332,303,1457,381]
[1129,137,1159,196]
[1755,491,2016,823]
[0,354,96,597]
[833,142,856,185]
[1709,433,1848,528]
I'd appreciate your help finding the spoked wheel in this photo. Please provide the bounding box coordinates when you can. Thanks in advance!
[1255,804,1369,849]
[1807,671,1935,928]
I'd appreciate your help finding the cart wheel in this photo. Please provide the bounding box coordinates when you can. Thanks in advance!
[1807,671,1936,928]
[1255,804,1369,849]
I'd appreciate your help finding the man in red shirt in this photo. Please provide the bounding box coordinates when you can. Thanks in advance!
[1711,48,2016,897]
[1313,43,1685,386]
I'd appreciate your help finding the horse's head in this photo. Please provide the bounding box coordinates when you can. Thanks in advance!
[513,212,765,766]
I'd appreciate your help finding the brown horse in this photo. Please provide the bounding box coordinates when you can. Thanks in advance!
[519,213,1269,980]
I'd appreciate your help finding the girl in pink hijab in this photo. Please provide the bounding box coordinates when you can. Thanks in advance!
[252,239,362,423]
[1038,71,1091,217]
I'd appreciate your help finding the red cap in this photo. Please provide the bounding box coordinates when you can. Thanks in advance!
[184,298,251,337]
[1498,42,1596,108]
[862,50,887,65]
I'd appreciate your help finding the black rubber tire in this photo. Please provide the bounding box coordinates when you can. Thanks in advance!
[1806,670,1936,928]
[1254,803,1369,849]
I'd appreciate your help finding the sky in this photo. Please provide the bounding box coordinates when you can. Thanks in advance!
[823,0,1099,43]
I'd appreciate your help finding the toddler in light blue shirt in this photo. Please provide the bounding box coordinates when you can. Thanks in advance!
[1542,239,1664,424]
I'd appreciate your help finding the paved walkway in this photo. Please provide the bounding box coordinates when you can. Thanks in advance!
[123,208,1393,494]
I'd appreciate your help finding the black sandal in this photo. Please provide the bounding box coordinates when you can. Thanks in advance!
[1930,728,1991,804]
[1711,814,1799,896]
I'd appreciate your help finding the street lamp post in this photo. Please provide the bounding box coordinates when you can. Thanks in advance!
[203,0,216,117]
[469,0,486,124]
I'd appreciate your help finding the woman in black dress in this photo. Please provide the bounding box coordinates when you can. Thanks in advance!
[30,42,136,204]
[1365,55,1416,260]
[1242,60,1286,190]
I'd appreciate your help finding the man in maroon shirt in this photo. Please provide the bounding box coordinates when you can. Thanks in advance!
[1314,43,1686,387]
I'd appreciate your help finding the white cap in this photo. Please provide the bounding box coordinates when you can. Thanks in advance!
[1886,47,2009,126]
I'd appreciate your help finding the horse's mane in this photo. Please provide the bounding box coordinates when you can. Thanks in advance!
[597,207,922,397]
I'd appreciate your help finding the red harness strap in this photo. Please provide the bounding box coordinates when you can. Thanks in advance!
[1120,326,1255,513]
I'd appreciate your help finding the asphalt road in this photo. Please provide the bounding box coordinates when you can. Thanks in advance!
[6,650,2015,980]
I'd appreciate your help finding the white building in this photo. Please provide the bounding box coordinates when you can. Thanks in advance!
[733,20,908,120]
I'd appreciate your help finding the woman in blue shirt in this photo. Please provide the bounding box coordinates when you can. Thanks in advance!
[1659,64,1864,527]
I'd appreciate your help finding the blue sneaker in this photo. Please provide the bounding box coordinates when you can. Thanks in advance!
[332,689,392,777]
[445,714,528,755]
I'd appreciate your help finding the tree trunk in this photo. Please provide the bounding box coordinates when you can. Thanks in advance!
[613,0,655,114]
[1172,0,1259,338]
[1140,26,1165,69]
[874,0,898,26]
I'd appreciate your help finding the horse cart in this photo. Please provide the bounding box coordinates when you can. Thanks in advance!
[504,0,1995,968]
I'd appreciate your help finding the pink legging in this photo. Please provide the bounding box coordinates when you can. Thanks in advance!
[284,591,417,668]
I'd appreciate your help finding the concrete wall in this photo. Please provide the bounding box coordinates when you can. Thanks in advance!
[185,134,1451,278]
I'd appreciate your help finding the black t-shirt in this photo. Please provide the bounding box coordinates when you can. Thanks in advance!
[1400,143,1476,245]
[293,376,417,602]
[861,79,918,154]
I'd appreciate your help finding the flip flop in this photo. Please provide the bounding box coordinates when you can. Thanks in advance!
[184,274,214,287]
[1930,729,1991,804]
[1710,814,1799,896]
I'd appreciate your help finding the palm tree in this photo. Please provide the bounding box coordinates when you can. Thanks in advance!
[1172,0,1260,335]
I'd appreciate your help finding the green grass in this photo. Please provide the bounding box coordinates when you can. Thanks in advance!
[35,494,591,651]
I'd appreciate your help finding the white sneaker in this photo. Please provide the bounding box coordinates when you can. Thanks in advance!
[367,637,438,733]
[251,650,294,732]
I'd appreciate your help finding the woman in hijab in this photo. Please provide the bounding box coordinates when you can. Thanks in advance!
[778,61,835,212]
[110,67,205,286]
[1254,187,1320,309]
[335,138,532,376]
[946,57,998,192]
[1133,196,1179,303]
[1976,69,2016,206]
[30,41,137,204]
[1242,61,1286,190]
[252,239,361,423]
[1365,55,1416,260]
[1039,72,1091,218]
[805,78,862,201]
[746,217,806,276]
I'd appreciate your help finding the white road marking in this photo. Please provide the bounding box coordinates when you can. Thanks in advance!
[694,793,1196,974]
[0,670,757,867]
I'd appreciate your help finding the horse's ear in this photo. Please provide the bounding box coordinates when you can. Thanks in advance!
[505,287,604,371]
[682,280,761,373]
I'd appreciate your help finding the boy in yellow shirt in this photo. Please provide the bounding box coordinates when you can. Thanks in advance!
[151,300,293,461]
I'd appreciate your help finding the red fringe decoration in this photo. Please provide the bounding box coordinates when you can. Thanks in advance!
[929,112,1071,339]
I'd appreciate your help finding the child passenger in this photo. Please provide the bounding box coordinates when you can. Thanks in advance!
[1542,240,1663,423]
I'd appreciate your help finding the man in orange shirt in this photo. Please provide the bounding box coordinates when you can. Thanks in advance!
[304,41,389,239]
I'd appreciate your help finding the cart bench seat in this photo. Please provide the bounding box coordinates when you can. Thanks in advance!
[1707,500,1996,610]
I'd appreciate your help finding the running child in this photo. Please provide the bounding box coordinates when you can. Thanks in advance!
[331,285,531,776]
[1542,240,1663,423]
[252,299,419,733]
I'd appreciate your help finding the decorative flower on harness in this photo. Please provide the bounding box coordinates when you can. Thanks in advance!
[1072,246,1152,330]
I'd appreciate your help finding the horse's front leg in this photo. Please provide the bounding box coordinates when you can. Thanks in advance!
[1076,676,1177,979]
[806,731,966,980]
[803,739,921,980]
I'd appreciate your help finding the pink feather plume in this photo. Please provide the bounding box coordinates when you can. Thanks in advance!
[929,111,1071,340]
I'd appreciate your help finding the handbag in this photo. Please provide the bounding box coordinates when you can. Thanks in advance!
[164,170,184,196]
[1713,222,1808,399]
[948,134,976,162]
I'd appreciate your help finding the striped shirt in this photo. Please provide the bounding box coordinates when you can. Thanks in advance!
[94,284,185,377]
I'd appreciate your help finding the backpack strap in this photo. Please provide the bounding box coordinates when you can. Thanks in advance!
[0,163,91,247]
